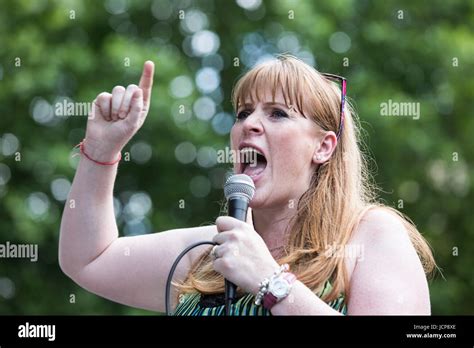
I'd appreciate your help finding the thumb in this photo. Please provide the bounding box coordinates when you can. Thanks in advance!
[246,207,254,227]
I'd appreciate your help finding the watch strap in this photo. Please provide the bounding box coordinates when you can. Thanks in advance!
[262,272,296,310]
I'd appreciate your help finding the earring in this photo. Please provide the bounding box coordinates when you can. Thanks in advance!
[316,155,322,161]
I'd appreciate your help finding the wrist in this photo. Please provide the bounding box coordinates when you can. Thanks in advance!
[81,138,122,164]
[254,263,296,310]
[263,271,296,310]
[251,262,279,296]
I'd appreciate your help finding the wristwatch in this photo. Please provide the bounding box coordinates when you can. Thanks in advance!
[263,272,296,310]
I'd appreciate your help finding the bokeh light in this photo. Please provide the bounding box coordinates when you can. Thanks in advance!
[130,141,153,164]
[104,0,128,15]
[175,142,197,164]
[0,277,15,300]
[0,163,11,185]
[151,0,173,20]
[189,175,211,197]
[212,112,234,135]
[172,102,193,127]
[124,217,152,236]
[202,54,224,71]
[191,30,220,57]
[50,178,71,202]
[196,146,217,168]
[193,96,216,121]
[195,67,220,94]
[169,75,194,98]
[180,9,209,34]
[30,97,56,126]
[0,133,20,156]
[236,0,262,11]
[113,196,122,219]
[277,32,300,53]
[25,192,50,220]
[124,192,153,218]
[329,31,352,53]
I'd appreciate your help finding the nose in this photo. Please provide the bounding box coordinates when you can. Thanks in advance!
[242,110,264,135]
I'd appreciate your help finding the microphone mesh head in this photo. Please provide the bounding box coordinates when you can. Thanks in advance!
[224,174,255,202]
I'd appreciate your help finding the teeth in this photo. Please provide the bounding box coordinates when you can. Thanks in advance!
[239,146,263,168]
[240,147,263,156]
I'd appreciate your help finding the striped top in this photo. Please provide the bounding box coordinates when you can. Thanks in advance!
[173,280,347,316]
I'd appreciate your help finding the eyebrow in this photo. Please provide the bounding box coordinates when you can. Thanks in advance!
[238,102,290,109]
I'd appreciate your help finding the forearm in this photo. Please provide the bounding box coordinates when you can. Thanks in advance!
[270,280,344,315]
[59,154,119,275]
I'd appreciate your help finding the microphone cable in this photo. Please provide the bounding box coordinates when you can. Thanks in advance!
[165,241,218,316]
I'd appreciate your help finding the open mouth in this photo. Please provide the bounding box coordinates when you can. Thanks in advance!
[239,146,268,180]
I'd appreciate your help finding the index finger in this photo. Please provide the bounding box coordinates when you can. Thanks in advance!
[216,216,241,233]
[138,60,155,107]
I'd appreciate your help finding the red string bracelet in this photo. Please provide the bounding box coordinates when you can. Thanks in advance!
[74,139,121,166]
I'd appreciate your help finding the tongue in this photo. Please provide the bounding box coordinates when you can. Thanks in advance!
[243,161,266,178]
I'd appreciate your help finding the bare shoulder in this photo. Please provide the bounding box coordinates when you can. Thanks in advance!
[346,207,431,315]
[351,207,412,247]
[345,208,411,278]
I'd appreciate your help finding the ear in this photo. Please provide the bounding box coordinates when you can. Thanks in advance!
[312,131,338,164]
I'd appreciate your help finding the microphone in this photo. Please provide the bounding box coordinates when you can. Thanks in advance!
[223,174,255,315]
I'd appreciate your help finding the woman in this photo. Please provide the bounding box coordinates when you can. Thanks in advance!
[59,55,435,315]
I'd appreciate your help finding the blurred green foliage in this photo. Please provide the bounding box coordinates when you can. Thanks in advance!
[0,0,472,315]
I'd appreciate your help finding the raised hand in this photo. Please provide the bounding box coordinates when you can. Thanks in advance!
[84,61,155,162]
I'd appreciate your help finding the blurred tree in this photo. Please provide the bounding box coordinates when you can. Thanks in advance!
[0,0,472,314]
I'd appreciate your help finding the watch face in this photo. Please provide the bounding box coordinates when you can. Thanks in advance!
[271,278,289,298]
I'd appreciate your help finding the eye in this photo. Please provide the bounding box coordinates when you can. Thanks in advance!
[236,110,251,120]
[271,109,289,118]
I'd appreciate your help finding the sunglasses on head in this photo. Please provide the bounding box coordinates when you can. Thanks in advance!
[321,73,347,140]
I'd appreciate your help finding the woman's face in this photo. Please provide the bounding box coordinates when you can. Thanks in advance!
[230,88,321,209]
